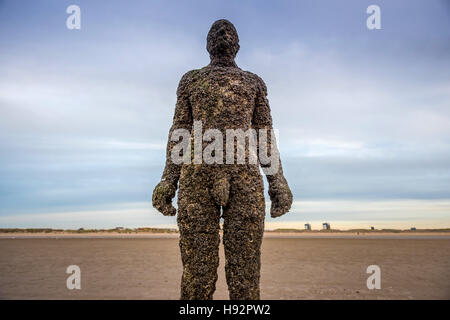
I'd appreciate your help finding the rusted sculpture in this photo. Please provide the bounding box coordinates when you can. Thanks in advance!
[152,19,292,300]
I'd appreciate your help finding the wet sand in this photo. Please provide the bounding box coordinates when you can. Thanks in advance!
[0,235,449,299]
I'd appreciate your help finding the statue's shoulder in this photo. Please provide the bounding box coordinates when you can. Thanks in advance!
[179,68,210,85]
[179,69,201,83]
[177,69,203,94]
[242,70,267,92]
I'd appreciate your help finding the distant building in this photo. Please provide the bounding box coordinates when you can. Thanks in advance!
[370,226,375,230]
[322,222,330,230]
[304,223,311,231]
[115,227,125,230]
[411,227,416,231]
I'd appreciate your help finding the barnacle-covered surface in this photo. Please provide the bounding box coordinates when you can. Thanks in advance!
[152,19,293,300]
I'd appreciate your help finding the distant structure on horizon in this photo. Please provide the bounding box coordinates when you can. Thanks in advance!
[304,223,311,231]
[322,222,330,230]
[370,226,375,230]
[411,227,417,231]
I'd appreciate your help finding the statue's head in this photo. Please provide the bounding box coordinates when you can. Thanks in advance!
[207,19,240,59]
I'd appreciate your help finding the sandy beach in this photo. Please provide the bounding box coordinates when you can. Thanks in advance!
[0,234,449,299]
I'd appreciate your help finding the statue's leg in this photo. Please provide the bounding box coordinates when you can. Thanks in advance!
[223,171,265,300]
[177,196,221,300]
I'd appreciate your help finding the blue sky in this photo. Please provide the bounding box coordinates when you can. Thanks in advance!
[1,0,450,229]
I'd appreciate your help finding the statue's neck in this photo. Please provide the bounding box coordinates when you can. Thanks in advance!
[209,55,238,68]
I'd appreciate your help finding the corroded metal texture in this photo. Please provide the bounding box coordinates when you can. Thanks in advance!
[152,19,293,300]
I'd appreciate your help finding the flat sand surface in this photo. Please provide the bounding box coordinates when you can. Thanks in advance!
[0,236,449,299]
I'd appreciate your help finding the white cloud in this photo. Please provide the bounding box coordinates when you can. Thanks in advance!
[0,202,176,229]
[266,199,450,230]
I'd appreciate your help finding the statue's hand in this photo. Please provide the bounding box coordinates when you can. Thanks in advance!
[152,180,177,216]
[268,175,293,218]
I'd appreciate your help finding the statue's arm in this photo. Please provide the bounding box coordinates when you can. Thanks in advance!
[161,73,193,186]
[252,76,293,218]
[152,72,193,216]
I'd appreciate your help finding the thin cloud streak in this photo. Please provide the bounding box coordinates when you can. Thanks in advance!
[1,200,449,230]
